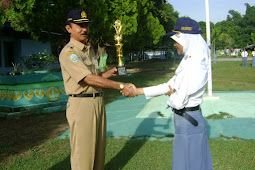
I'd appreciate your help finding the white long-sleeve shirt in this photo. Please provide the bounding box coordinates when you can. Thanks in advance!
[143,73,206,110]
[143,33,209,110]
[241,51,248,58]
[143,54,207,110]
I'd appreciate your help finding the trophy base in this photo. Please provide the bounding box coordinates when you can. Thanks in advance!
[117,66,127,76]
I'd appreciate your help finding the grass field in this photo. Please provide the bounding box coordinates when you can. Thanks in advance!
[1,59,255,169]
[211,61,255,91]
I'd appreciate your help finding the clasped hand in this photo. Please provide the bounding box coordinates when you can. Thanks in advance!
[120,84,173,98]
[120,83,137,98]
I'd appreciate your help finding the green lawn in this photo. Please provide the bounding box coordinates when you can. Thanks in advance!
[211,61,255,91]
[2,137,255,170]
[216,55,239,58]
[1,59,255,169]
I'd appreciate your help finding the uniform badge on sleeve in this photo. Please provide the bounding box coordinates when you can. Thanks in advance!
[70,54,78,63]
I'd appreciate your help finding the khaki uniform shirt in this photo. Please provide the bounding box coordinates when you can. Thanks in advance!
[59,38,101,95]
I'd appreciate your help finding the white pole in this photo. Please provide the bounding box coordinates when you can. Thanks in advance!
[205,0,213,97]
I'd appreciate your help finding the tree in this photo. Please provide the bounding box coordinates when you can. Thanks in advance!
[81,0,112,45]
[144,12,165,46]
[0,1,6,28]
[198,21,215,41]
[109,0,138,44]
[212,21,241,50]
[251,33,255,44]
[1,0,179,57]
[242,3,255,46]
[227,10,242,22]
[132,0,167,51]
[2,0,36,32]
[159,3,178,33]
[158,3,178,48]
[212,3,255,50]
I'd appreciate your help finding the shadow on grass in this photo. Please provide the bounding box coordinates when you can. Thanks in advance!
[48,156,71,170]
[105,112,174,169]
[0,111,69,163]
[1,59,178,166]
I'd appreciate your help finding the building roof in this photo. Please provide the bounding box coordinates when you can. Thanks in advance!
[246,44,255,49]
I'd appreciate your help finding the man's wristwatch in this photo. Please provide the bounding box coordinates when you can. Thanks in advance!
[120,83,125,90]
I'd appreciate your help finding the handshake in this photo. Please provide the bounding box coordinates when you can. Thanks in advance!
[120,83,140,97]
[119,83,174,98]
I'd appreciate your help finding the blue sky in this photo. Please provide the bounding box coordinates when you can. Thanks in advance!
[167,0,255,23]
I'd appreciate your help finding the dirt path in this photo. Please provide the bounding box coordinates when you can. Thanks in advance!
[215,57,253,61]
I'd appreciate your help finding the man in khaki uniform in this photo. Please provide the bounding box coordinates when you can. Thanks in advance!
[59,10,136,170]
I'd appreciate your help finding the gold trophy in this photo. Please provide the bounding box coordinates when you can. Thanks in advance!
[114,20,127,76]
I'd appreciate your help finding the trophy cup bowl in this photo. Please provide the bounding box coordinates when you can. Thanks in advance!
[114,20,127,76]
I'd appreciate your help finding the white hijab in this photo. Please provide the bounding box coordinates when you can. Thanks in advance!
[171,33,209,95]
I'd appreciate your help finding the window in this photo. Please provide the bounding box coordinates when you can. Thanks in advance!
[0,42,2,67]
[4,41,14,67]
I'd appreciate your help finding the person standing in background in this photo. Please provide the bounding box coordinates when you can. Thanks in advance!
[97,43,108,72]
[252,48,255,67]
[241,48,248,67]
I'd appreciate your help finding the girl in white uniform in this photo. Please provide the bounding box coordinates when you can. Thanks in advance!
[131,18,213,170]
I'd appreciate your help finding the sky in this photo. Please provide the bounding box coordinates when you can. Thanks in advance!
[167,0,255,23]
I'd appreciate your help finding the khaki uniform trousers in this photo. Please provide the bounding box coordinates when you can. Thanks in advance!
[66,96,106,170]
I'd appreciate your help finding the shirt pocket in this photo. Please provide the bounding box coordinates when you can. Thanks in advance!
[82,57,92,66]
[82,57,93,71]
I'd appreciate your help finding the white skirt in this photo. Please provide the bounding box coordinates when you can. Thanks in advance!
[172,109,213,170]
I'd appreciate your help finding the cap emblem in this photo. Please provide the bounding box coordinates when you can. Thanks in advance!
[181,27,192,31]
[81,11,87,19]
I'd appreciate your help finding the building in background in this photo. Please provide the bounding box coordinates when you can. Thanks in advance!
[0,23,52,74]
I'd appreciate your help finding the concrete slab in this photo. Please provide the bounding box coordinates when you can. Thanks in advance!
[59,91,255,140]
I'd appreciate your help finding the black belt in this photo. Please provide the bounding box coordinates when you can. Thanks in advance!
[172,105,200,126]
[69,91,103,97]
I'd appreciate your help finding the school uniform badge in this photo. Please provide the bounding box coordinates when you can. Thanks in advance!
[70,54,78,62]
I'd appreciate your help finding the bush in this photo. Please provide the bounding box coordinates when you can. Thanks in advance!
[21,50,57,70]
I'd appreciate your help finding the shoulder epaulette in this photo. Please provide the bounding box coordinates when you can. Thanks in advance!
[67,51,76,55]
